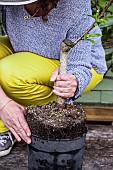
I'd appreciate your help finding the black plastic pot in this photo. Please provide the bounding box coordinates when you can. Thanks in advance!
[28,128,87,170]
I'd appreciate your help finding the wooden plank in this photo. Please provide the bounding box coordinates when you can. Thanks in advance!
[83,105,113,122]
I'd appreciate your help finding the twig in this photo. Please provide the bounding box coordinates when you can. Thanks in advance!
[104,44,113,49]
[72,0,113,46]
[103,38,113,42]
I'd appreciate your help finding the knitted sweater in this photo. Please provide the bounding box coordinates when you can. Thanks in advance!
[0,0,107,102]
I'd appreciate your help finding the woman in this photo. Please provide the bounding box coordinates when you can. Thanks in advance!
[0,0,107,157]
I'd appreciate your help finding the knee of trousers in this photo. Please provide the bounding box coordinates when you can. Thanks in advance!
[0,54,56,106]
[0,56,24,97]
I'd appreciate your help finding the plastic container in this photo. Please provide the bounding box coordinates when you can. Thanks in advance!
[28,128,87,170]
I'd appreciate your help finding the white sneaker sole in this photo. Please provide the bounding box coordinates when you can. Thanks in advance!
[0,146,12,157]
[0,139,16,157]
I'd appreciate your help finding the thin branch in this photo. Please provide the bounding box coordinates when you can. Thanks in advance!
[98,0,113,19]
[72,0,113,46]
[103,37,113,42]
[104,44,113,49]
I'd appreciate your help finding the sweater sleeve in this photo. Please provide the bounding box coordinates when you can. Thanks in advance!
[66,0,93,103]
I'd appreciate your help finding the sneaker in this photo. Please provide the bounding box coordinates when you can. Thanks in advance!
[0,131,16,157]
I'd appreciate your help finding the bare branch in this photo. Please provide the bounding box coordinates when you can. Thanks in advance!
[73,0,113,46]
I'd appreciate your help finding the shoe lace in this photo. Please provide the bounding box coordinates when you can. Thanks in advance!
[0,134,9,146]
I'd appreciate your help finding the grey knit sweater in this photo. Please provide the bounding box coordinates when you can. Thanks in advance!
[0,0,107,102]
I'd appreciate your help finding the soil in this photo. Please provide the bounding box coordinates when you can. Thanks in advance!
[26,102,86,140]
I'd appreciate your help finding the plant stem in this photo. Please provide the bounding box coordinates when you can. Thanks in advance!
[56,41,71,108]
[98,0,113,19]
[104,44,113,49]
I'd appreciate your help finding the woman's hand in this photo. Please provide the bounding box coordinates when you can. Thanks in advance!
[50,68,78,98]
[0,98,31,144]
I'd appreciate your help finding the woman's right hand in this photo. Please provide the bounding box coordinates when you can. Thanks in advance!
[0,98,31,144]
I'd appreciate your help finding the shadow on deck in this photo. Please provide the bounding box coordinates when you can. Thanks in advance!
[0,124,113,170]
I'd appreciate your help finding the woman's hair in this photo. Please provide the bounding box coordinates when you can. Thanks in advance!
[37,0,59,20]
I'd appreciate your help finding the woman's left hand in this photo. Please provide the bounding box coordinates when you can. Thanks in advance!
[50,68,78,98]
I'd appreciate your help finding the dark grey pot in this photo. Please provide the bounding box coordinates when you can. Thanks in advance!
[28,127,87,170]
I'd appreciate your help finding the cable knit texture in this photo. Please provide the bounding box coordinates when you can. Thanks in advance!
[0,0,107,102]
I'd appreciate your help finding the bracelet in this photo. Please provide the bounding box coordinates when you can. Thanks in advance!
[0,99,13,111]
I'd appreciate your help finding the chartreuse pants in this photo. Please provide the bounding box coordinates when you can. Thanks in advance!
[0,36,103,133]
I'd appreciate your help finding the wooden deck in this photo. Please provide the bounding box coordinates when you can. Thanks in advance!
[84,105,113,122]
[0,124,113,170]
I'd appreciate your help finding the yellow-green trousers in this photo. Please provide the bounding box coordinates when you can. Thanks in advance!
[0,36,103,133]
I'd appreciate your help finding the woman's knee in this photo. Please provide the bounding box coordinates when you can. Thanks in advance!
[0,55,18,93]
[0,53,54,105]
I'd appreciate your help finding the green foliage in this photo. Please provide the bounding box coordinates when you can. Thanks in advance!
[84,32,102,44]
[91,0,113,70]
[98,0,113,13]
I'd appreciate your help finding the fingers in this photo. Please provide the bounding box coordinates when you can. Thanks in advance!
[53,89,74,98]
[8,126,21,142]
[10,111,31,144]
[52,73,78,98]
[0,102,31,144]
[56,73,77,81]
[54,79,77,87]
[50,68,59,82]
[18,113,31,143]
[53,86,76,98]
[5,113,31,144]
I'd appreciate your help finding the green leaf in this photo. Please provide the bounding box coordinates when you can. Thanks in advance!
[89,33,102,37]
[105,16,113,19]
[84,33,102,42]
[84,33,90,39]
[94,23,98,26]
[88,39,96,44]
[97,18,107,23]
